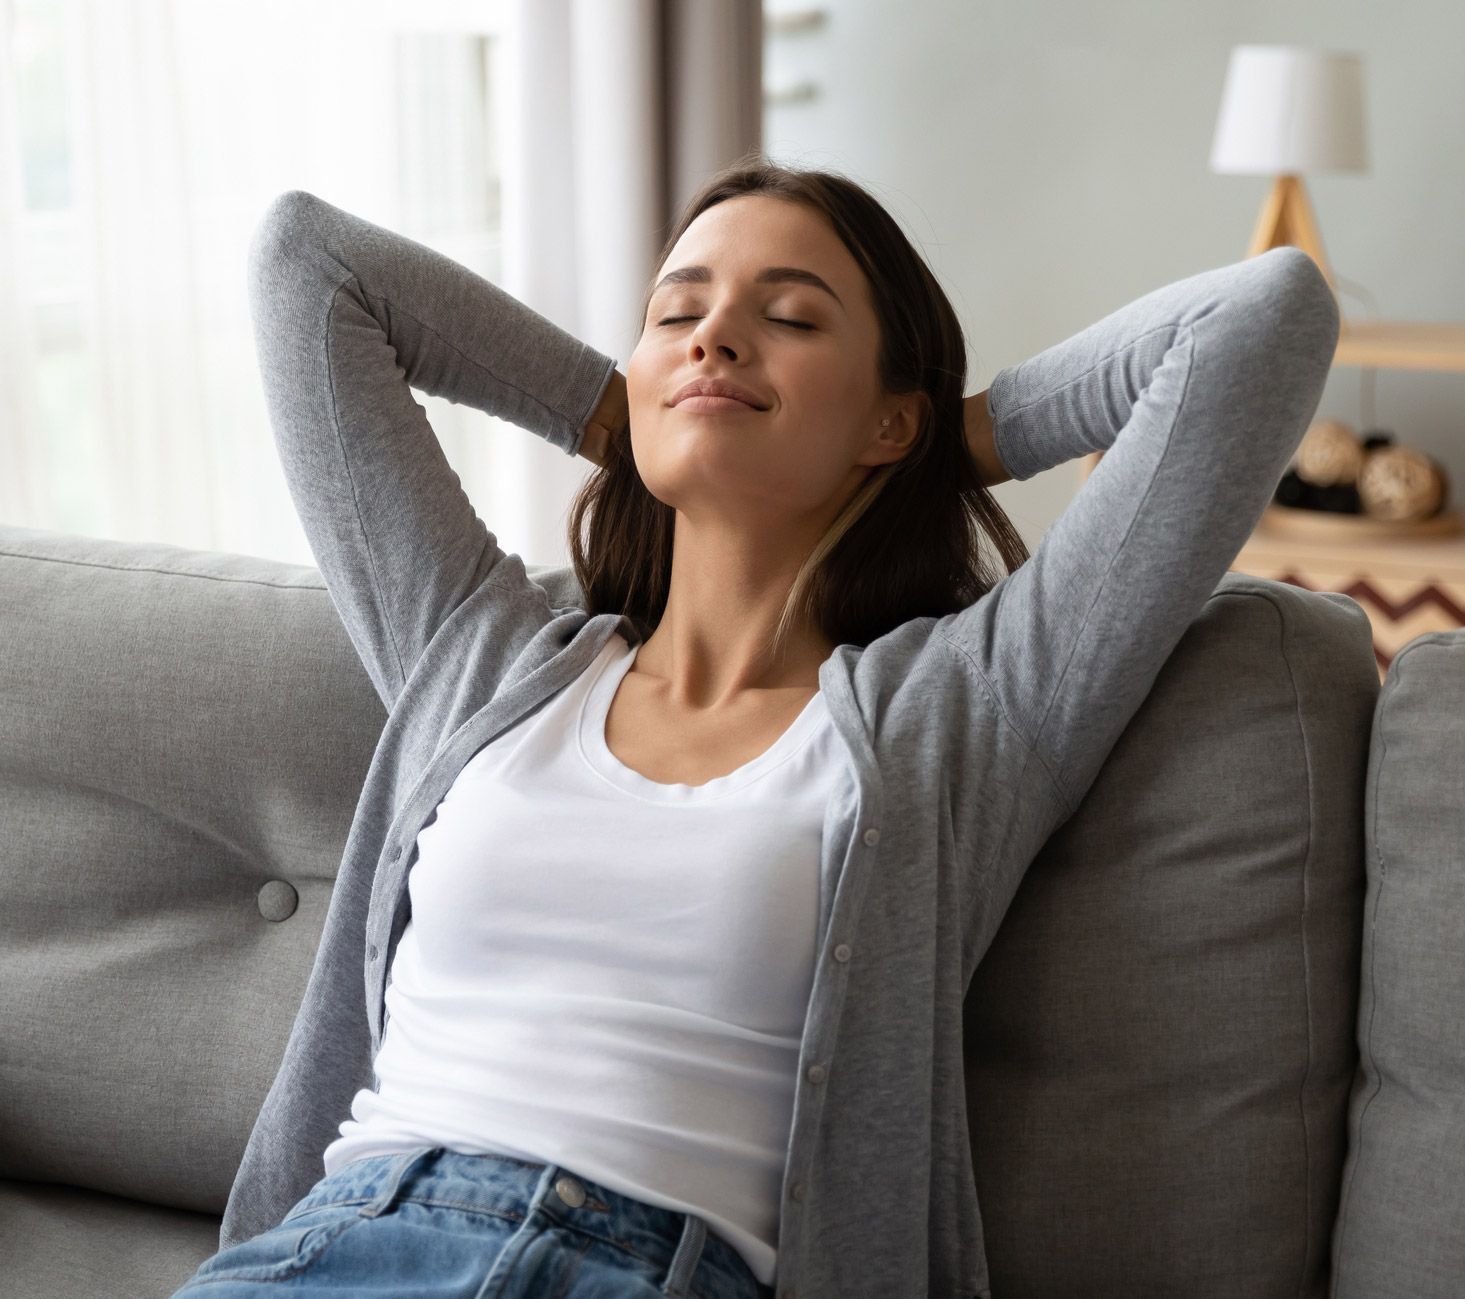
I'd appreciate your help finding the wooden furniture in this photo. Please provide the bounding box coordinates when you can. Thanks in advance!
[1232,508,1465,681]
[1331,318,1465,372]
[1076,282,1465,682]
[1245,173,1343,298]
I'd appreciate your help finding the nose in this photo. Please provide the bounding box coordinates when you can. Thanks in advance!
[685,311,742,362]
[690,338,738,362]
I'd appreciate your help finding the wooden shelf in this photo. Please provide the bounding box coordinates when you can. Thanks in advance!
[1252,503,1464,545]
[1334,319,1465,372]
[1245,506,1465,579]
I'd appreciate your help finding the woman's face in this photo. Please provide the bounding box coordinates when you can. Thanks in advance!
[625,194,906,528]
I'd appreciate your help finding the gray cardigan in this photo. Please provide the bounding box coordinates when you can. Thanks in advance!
[222,189,1340,1299]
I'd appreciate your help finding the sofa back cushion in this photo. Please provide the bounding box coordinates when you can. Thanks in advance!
[1329,628,1465,1298]
[0,525,385,1216]
[964,571,1378,1296]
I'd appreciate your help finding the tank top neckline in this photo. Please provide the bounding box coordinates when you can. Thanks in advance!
[576,635,827,803]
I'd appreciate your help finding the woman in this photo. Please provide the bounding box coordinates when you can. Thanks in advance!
[173,154,1338,1299]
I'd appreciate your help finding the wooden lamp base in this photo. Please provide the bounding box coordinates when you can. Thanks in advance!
[1247,172,1338,294]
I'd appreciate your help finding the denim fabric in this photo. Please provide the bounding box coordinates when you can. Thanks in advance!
[174,1146,772,1298]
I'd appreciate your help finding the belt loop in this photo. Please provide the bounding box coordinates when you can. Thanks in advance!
[663,1211,708,1296]
[357,1146,440,1219]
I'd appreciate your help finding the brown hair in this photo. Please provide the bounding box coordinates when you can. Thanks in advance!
[566,151,1030,667]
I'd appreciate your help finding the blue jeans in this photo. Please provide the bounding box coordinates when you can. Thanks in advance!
[172,1146,774,1298]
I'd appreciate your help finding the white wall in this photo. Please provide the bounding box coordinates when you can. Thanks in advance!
[763,0,1465,549]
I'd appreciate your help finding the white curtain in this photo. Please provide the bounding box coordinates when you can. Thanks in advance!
[0,0,494,560]
[0,0,763,571]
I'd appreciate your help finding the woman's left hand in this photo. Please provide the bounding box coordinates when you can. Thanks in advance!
[963,387,1010,487]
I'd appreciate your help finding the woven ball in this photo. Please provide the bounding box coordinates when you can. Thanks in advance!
[1357,445,1448,521]
[1294,419,1364,486]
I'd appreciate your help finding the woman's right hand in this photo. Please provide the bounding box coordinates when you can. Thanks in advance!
[579,368,629,467]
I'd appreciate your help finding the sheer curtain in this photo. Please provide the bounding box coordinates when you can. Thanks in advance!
[0,0,764,570]
[0,0,507,562]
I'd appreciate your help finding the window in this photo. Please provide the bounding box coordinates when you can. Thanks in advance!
[2,0,507,549]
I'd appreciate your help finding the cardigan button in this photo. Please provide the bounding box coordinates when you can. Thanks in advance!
[862,827,880,846]
[806,1063,826,1084]
[789,1180,804,1201]
[833,944,851,963]
[367,944,379,961]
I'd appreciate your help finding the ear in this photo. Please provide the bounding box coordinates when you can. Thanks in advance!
[865,392,927,467]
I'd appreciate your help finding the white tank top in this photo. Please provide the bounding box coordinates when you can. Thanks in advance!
[322,631,856,1286]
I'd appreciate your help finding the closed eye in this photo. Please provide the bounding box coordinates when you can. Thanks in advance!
[657,316,814,330]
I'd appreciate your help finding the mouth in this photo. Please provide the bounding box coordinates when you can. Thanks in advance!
[673,394,763,413]
[669,379,770,410]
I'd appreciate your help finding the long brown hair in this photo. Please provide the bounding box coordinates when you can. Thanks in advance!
[566,151,1030,667]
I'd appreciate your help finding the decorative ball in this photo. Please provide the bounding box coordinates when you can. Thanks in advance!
[1273,468,1362,513]
[1357,445,1448,522]
[1294,418,1364,486]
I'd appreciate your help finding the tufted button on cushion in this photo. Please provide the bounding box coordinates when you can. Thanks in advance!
[256,879,298,922]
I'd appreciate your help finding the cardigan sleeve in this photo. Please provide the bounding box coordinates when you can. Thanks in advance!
[245,189,617,711]
[937,245,1340,819]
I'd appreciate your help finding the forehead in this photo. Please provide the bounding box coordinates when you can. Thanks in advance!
[652,196,857,309]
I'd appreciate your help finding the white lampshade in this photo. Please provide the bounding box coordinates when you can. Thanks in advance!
[1210,46,1368,176]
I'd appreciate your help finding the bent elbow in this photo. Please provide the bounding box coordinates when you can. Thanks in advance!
[1258,245,1342,366]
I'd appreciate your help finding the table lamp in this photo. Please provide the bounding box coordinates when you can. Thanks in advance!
[1209,45,1368,293]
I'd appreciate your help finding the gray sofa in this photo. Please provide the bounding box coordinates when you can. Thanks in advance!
[1,520,1460,1299]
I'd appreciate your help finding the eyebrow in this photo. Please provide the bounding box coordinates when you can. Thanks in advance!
[650,264,845,313]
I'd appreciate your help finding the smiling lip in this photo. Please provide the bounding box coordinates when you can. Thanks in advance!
[670,378,769,408]
[674,394,762,413]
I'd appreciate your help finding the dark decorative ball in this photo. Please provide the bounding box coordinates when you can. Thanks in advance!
[1273,469,1362,513]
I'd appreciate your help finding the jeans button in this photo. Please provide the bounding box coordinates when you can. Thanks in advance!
[555,1175,587,1208]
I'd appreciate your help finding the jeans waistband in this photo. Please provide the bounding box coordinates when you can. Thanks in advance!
[285,1146,763,1298]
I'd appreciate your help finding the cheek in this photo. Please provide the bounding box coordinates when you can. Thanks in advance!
[625,338,677,416]
[780,356,860,417]
[624,344,648,400]
[623,367,660,445]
